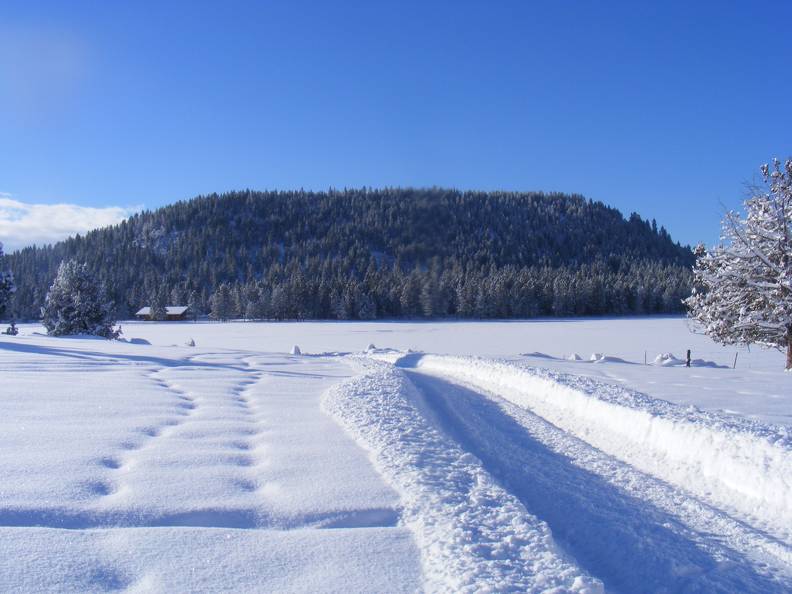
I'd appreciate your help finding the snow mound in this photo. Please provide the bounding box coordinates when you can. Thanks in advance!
[652,353,724,368]
[290,345,301,355]
[126,338,151,345]
[691,358,728,369]
[325,359,602,593]
[366,343,377,352]
[653,353,684,366]
[408,354,792,543]
[592,355,632,364]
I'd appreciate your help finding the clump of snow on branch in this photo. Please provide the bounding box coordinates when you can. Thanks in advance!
[686,158,792,368]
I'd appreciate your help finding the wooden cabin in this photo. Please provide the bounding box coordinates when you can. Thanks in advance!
[135,306,190,321]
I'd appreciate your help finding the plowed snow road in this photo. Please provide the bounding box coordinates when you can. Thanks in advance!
[403,368,792,593]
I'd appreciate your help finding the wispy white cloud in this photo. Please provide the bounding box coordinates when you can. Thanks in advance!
[0,194,139,252]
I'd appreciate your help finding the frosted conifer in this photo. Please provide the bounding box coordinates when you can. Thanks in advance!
[149,288,168,321]
[210,283,234,321]
[0,242,15,319]
[41,260,120,338]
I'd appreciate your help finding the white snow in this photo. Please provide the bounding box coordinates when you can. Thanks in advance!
[407,355,792,545]
[2,316,791,591]
[16,315,788,424]
[324,358,602,594]
[0,335,419,592]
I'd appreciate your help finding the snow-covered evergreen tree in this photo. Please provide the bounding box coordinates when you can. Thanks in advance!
[243,285,268,320]
[0,242,15,320]
[148,287,168,321]
[686,159,792,369]
[356,291,377,320]
[270,286,290,320]
[210,283,234,321]
[187,289,200,321]
[41,260,120,338]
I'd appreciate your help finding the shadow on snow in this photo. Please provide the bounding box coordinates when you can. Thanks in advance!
[403,369,787,594]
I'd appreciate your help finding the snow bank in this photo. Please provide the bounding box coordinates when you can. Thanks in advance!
[323,359,602,594]
[652,352,726,368]
[409,355,792,542]
[653,352,683,366]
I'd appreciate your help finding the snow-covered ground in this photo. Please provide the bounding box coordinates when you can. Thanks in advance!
[1,318,790,592]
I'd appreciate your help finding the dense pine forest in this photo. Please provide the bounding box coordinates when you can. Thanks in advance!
[5,188,694,321]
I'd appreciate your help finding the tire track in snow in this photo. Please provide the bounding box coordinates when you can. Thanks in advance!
[324,362,603,594]
[405,369,792,593]
[410,354,792,545]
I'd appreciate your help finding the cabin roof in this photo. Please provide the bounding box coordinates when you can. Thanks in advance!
[135,306,189,316]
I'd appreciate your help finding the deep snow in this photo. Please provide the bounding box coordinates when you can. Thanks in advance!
[0,336,420,592]
[1,317,790,592]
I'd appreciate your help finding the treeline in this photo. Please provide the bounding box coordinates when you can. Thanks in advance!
[207,259,690,321]
[5,188,693,320]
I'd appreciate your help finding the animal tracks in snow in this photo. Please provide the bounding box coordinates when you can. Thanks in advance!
[0,351,404,540]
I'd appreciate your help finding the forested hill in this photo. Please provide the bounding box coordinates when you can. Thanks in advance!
[6,188,694,320]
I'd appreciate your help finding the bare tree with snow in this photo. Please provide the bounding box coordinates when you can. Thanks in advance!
[686,158,792,369]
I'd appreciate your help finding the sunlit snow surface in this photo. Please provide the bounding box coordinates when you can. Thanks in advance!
[1,317,790,592]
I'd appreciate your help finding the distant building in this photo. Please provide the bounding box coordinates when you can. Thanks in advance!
[135,306,190,321]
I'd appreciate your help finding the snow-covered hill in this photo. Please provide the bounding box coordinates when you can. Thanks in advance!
[1,318,790,592]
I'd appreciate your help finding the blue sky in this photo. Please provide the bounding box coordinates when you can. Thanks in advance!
[1,1,790,250]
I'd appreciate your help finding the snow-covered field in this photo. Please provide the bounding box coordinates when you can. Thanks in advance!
[1,317,790,592]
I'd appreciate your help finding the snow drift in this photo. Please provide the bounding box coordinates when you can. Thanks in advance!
[323,359,602,594]
[405,354,792,542]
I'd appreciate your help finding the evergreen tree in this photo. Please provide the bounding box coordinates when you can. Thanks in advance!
[149,287,168,320]
[356,291,377,320]
[41,260,119,338]
[686,159,792,369]
[420,276,440,317]
[270,286,290,320]
[0,242,15,320]
[187,289,200,321]
[210,283,234,321]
